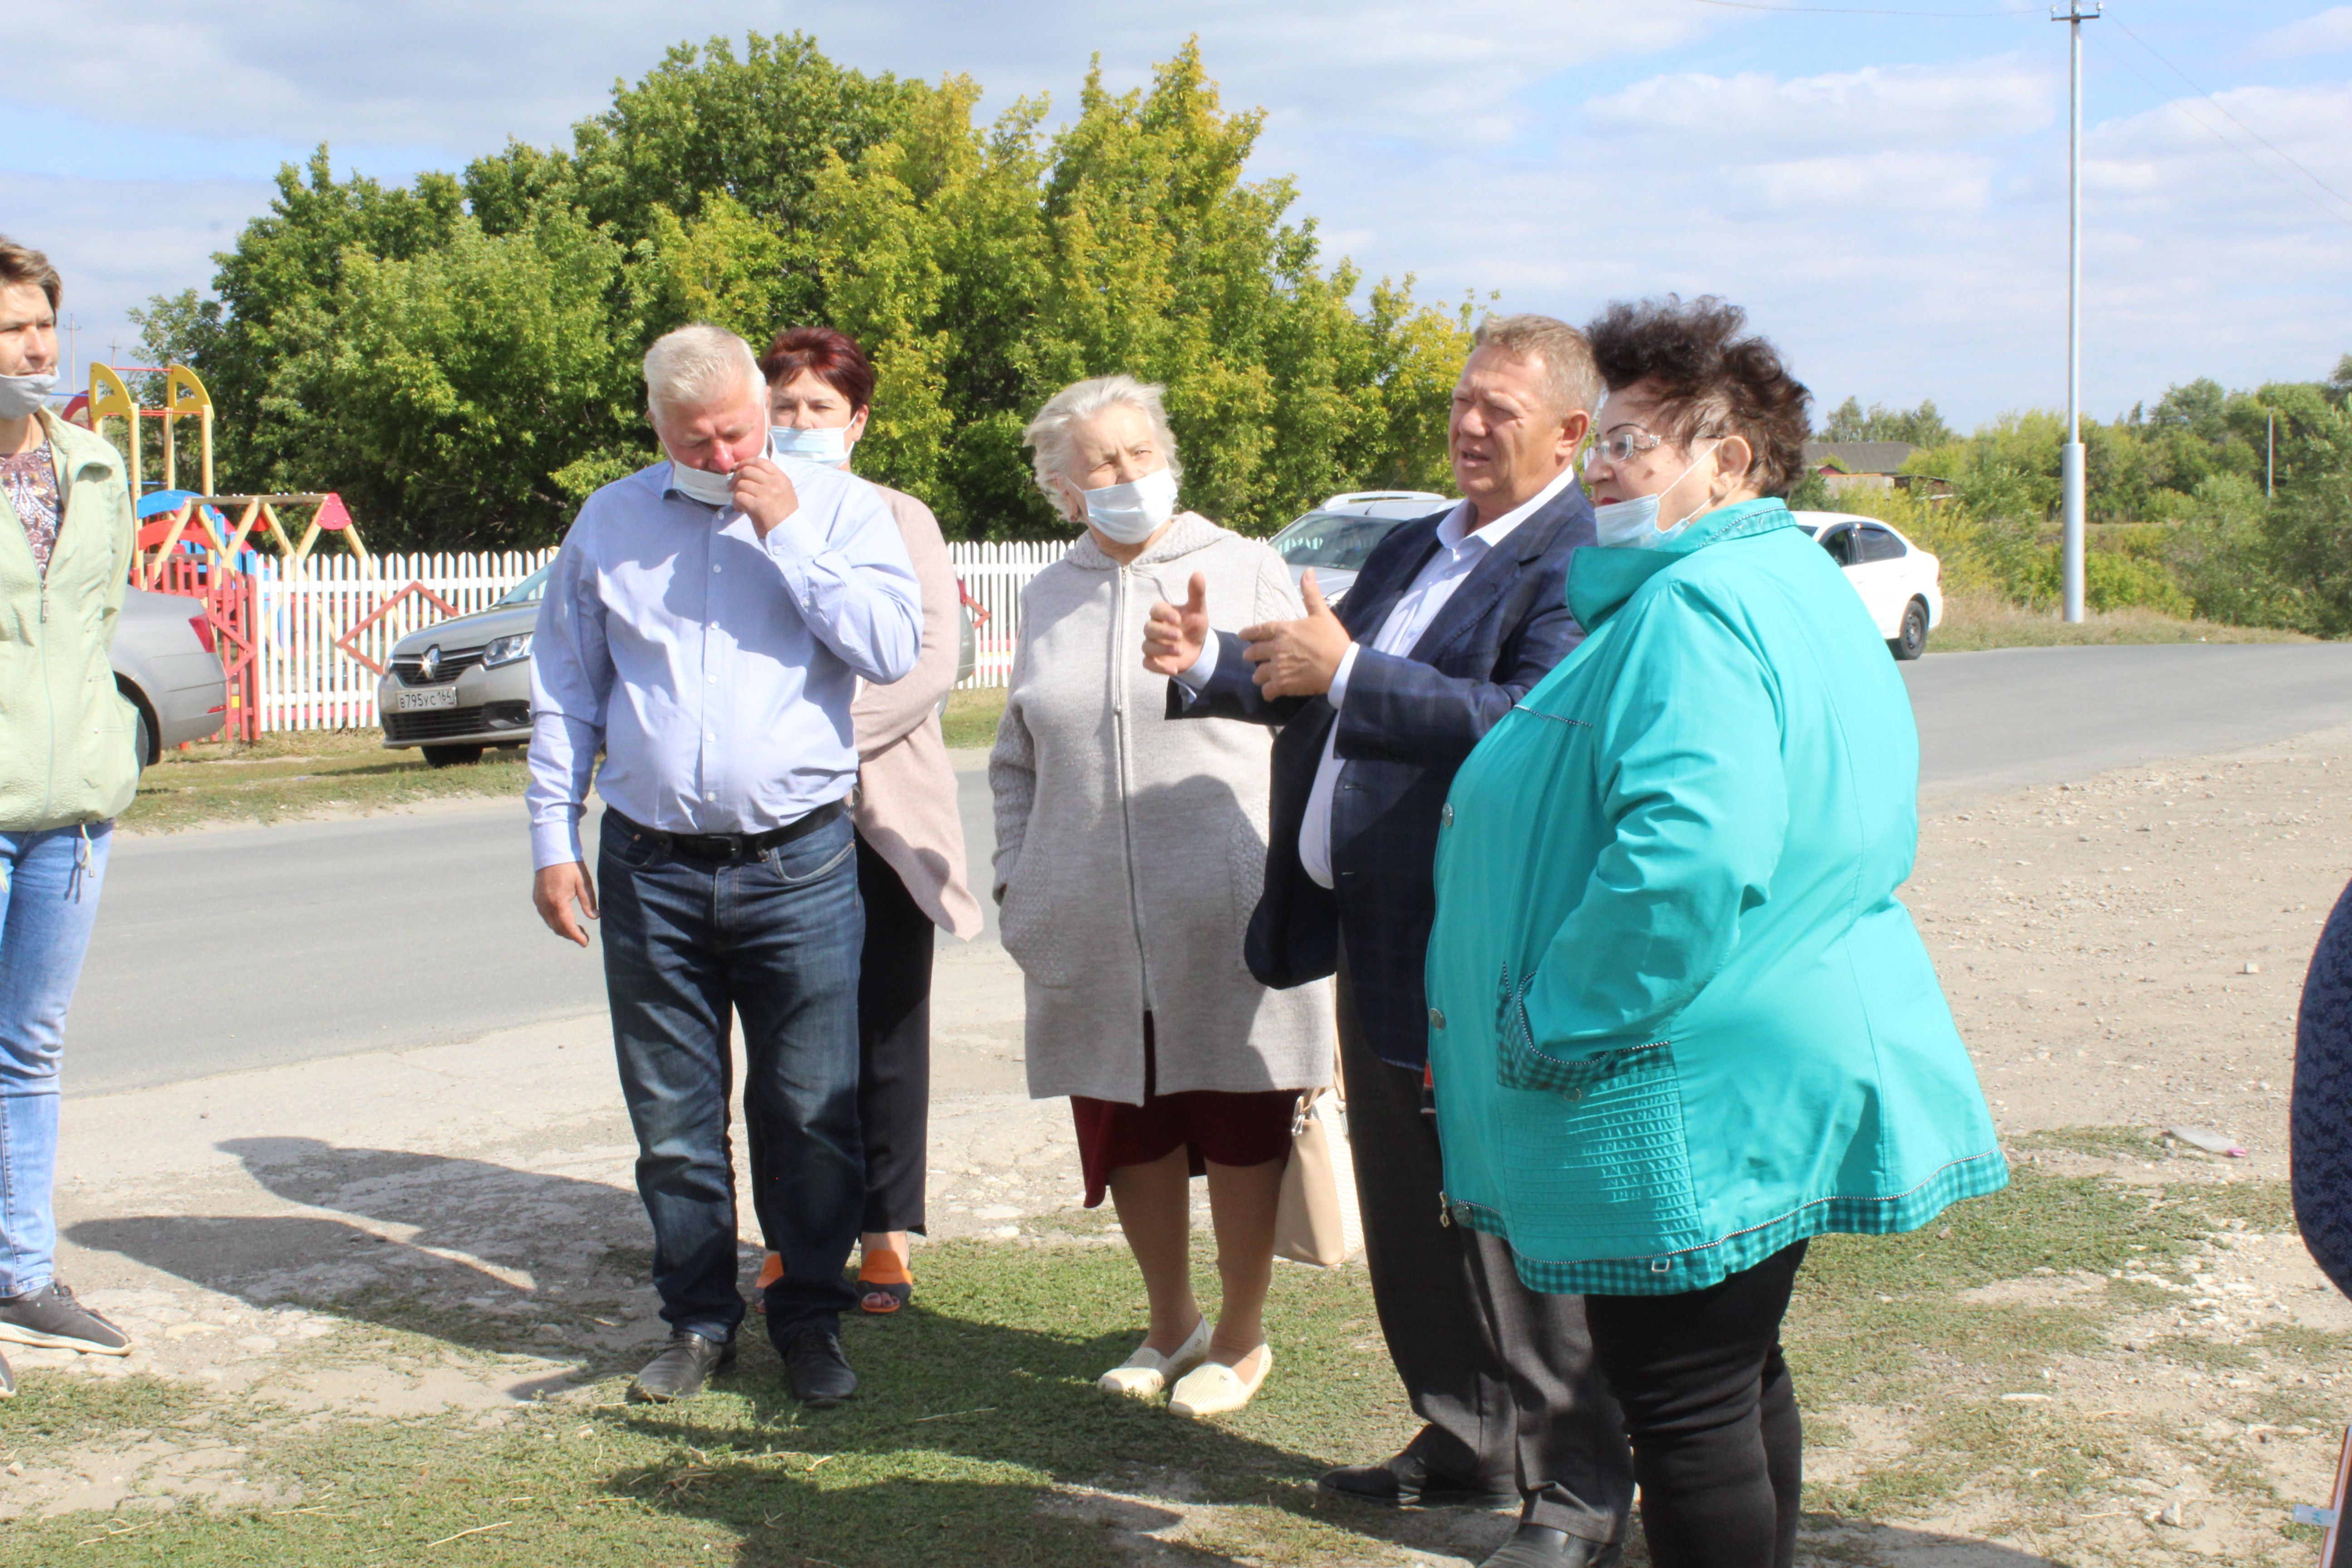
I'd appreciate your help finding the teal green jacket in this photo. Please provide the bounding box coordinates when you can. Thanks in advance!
[1425,498,2005,1295]
[0,411,139,832]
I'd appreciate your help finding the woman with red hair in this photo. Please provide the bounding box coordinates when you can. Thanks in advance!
[754,327,982,1315]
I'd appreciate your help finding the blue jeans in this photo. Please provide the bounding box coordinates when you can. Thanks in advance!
[0,823,111,1298]
[599,811,864,1344]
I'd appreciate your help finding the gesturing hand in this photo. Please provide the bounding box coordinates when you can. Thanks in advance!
[1143,572,1210,676]
[534,861,599,947]
[730,456,802,537]
[1241,569,1350,698]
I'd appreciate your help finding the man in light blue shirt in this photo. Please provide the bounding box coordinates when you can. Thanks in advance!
[527,323,920,1408]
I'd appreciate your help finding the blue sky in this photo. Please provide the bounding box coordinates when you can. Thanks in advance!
[10,1,2350,430]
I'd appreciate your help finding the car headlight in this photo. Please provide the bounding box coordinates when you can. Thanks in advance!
[481,633,534,668]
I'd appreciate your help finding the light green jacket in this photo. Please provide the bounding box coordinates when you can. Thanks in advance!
[1425,498,2005,1295]
[0,410,139,831]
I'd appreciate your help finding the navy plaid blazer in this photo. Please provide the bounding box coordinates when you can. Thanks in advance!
[1169,484,1596,1069]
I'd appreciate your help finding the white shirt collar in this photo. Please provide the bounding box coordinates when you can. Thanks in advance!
[1435,461,1581,554]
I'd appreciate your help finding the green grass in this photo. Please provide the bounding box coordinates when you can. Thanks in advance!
[122,728,526,834]
[941,687,1007,752]
[1930,586,2312,652]
[4,1156,2332,1565]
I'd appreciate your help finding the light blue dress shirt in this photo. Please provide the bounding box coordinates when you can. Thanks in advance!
[526,458,922,870]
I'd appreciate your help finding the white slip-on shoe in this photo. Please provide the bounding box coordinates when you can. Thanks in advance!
[1097,1317,1211,1398]
[1168,1343,1274,1418]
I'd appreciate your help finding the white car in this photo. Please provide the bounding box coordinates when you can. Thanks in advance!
[1791,511,1943,660]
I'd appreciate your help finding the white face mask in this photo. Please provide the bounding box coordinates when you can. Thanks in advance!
[0,370,58,421]
[1081,465,1180,544]
[1592,443,1719,550]
[667,427,774,508]
[770,425,851,468]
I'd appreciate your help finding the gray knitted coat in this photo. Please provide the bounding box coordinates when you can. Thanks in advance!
[989,512,1336,1104]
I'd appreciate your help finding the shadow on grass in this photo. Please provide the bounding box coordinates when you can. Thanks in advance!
[58,1140,2085,1566]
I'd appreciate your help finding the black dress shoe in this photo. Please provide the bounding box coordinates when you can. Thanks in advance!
[782,1328,858,1408]
[1477,1524,1624,1568]
[1318,1449,1518,1510]
[629,1331,735,1403]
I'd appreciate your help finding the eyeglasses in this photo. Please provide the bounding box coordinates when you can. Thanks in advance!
[1583,428,1664,472]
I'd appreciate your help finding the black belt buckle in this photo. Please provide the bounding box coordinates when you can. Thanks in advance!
[615,800,843,864]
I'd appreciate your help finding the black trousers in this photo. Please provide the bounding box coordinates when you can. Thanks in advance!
[1337,945,1633,1542]
[854,832,934,1236]
[1584,1241,1808,1568]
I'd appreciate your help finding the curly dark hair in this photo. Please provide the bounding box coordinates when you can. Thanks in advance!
[1584,296,1812,497]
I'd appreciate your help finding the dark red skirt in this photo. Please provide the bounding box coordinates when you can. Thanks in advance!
[1070,1014,1298,1207]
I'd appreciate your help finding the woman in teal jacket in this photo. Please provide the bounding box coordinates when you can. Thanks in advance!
[1425,298,2003,1568]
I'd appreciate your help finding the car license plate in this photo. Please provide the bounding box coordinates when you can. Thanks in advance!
[394,687,458,713]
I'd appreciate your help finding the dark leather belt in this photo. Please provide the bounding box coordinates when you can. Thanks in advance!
[607,799,845,864]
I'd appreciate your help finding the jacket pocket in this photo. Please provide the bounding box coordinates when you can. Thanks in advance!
[1492,1039,1703,1250]
[1492,961,1672,1096]
[78,682,139,817]
[996,853,1073,986]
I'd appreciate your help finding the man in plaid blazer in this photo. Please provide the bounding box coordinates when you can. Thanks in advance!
[1148,315,1635,1568]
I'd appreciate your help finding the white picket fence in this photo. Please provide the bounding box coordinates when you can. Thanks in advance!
[242,540,1065,731]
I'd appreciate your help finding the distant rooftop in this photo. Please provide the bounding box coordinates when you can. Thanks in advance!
[1803,440,1919,475]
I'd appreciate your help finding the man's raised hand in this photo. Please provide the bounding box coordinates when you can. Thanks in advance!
[730,456,801,537]
[1142,572,1210,676]
[1240,568,1351,697]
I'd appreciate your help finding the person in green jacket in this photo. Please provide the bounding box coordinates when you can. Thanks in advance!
[1424,297,2004,1568]
[0,237,140,1398]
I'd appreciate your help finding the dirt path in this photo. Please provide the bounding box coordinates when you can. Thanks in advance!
[4,725,2350,1564]
[1910,721,2350,1171]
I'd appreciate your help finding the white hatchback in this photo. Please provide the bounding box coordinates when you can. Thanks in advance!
[1791,510,1943,660]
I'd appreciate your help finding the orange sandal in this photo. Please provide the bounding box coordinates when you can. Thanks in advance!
[753,1250,783,1312]
[857,1248,912,1315]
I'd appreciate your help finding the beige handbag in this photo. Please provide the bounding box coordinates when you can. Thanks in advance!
[1274,1089,1351,1268]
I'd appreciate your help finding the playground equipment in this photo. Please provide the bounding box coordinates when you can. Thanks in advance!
[77,361,370,740]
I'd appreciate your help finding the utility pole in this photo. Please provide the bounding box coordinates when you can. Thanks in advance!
[2266,411,2275,499]
[2053,1,2099,622]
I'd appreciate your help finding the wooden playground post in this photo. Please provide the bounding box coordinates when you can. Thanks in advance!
[87,363,139,499]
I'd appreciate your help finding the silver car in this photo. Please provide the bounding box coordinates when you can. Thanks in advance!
[1267,490,1457,605]
[378,566,546,767]
[113,586,229,766]
[379,564,980,766]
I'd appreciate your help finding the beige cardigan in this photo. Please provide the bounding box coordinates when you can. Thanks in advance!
[852,484,982,939]
[989,512,1335,1103]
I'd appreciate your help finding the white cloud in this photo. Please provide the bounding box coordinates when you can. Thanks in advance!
[2250,5,2352,61]
[1580,58,2055,157]
[4,6,2348,430]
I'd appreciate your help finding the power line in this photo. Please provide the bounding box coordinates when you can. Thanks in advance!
[2084,30,2352,233]
[2105,17,2352,218]
[1685,0,2026,14]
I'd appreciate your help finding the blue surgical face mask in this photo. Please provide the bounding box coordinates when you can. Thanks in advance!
[1591,444,1719,549]
[1083,465,1180,544]
[770,425,852,468]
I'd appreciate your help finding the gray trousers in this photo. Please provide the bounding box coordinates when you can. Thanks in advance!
[1337,946,1634,1541]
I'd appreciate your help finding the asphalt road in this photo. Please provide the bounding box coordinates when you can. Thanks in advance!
[70,642,2352,1094]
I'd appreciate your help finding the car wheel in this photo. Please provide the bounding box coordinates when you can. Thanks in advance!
[1889,598,1930,661]
[422,745,485,768]
[132,704,153,774]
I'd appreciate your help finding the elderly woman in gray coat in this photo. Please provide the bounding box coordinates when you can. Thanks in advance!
[992,373,1333,1419]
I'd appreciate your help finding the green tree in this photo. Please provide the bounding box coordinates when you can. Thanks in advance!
[137,34,1475,548]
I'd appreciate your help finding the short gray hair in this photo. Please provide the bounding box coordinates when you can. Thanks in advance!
[1021,374,1182,510]
[643,323,764,425]
[1472,314,1602,421]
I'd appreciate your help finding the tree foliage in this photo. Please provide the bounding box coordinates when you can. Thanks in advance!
[133,35,1473,551]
